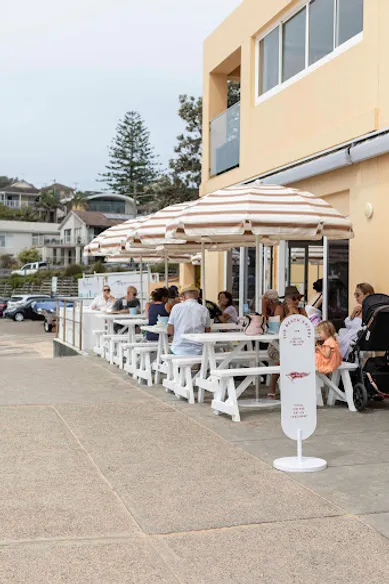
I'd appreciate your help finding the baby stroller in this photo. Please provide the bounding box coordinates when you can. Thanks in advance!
[348,294,389,411]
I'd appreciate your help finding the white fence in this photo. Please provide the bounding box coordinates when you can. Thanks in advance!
[78,270,160,308]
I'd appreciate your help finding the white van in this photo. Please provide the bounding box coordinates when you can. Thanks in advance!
[11,261,49,276]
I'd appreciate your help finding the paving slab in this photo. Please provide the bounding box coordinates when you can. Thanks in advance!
[360,512,389,539]
[237,431,389,467]
[58,403,341,534]
[153,516,389,584]
[0,356,152,405]
[0,406,137,540]
[0,537,178,584]
[295,462,389,514]
[142,382,389,440]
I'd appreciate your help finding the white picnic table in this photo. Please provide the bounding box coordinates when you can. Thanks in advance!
[100,317,147,365]
[181,331,278,406]
[95,312,145,335]
[140,325,170,384]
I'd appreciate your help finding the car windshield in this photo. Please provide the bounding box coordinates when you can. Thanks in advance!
[9,296,23,302]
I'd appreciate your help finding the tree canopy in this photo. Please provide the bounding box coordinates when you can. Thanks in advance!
[169,95,202,190]
[99,111,158,204]
[17,247,41,265]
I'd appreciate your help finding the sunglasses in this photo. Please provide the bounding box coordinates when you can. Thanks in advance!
[103,289,110,292]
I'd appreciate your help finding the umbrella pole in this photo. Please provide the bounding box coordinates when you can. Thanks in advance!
[201,241,206,306]
[255,236,264,313]
[238,247,245,317]
[140,254,144,312]
[323,237,329,321]
[255,236,264,402]
[165,249,169,288]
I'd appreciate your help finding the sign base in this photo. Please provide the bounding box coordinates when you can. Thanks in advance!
[238,398,281,409]
[273,456,327,473]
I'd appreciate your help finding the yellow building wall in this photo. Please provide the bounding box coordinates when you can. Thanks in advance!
[291,153,389,304]
[201,0,381,196]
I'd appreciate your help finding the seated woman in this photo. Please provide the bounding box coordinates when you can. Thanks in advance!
[217,291,239,323]
[338,282,375,358]
[165,286,181,315]
[309,279,323,310]
[267,286,307,398]
[146,287,169,341]
[306,279,323,326]
[261,289,280,317]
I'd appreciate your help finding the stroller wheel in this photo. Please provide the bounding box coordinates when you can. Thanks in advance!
[353,382,368,412]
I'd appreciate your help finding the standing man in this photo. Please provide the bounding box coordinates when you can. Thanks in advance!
[90,285,116,312]
[167,285,210,355]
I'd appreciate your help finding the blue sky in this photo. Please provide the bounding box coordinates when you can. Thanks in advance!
[1,0,240,190]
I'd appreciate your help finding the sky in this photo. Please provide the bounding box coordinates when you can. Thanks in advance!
[1,0,240,191]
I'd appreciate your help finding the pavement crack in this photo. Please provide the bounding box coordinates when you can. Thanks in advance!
[51,405,145,535]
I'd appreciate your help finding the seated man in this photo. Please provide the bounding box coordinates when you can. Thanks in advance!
[167,285,210,355]
[112,286,141,314]
[90,285,116,312]
[112,286,141,333]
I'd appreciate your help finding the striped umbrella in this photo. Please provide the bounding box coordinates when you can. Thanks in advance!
[126,202,192,248]
[83,216,150,257]
[166,183,353,244]
[166,182,353,311]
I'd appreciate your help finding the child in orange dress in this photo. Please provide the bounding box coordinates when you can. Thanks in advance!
[315,321,342,374]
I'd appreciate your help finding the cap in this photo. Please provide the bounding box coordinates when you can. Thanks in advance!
[181,285,200,294]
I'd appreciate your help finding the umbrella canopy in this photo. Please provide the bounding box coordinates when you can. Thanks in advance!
[166,183,354,245]
[83,216,150,257]
[126,202,192,248]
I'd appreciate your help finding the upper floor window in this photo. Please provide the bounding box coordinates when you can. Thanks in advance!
[257,0,363,98]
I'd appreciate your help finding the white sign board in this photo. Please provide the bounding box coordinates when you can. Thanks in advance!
[279,314,316,441]
[78,276,101,299]
[51,276,58,295]
[274,314,326,472]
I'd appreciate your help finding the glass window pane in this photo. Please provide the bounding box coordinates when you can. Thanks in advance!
[259,27,279,95]
[282,7,307,82]
[337,0,363,46]
[309,0,334,65]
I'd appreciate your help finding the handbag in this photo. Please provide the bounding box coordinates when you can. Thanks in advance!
[244,313,267,336]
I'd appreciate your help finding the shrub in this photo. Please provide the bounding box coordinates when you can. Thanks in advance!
[0,254,16,269]
[64,263,85,277]
[91,261,107,273]
[17,247,41,265]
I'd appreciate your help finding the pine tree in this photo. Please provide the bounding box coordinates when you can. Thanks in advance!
[99,111,158,203]
[169,95,202,189]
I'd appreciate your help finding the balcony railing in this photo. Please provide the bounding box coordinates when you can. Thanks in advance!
[210,101,240,177]
[1,200,36,209]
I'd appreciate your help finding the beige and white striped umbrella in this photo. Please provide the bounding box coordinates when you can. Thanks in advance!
[125,202,192,249]
[83,216,150,257]
[166,183,354,245]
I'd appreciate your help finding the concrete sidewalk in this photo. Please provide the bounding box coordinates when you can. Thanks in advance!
[1,328,389,582]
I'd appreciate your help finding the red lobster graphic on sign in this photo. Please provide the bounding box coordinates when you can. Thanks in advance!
[286,371,311,382]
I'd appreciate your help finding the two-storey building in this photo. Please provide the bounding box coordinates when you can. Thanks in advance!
[201,0,389,313]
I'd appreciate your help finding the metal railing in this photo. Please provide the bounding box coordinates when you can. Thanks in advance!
[210,101,240,176]
[55,297,86,351]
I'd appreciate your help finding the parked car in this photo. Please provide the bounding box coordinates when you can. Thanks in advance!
[34,299,73,332]
[4,295,52,322]
[6,294,51,312]
[11,261,49,277]
[0,297,8,317]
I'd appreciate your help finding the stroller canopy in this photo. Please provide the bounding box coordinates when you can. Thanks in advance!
[362,294,389,325]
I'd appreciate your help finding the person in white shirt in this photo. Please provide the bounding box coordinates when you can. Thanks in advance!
[90,285,116,312]
[167,285,210,355]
